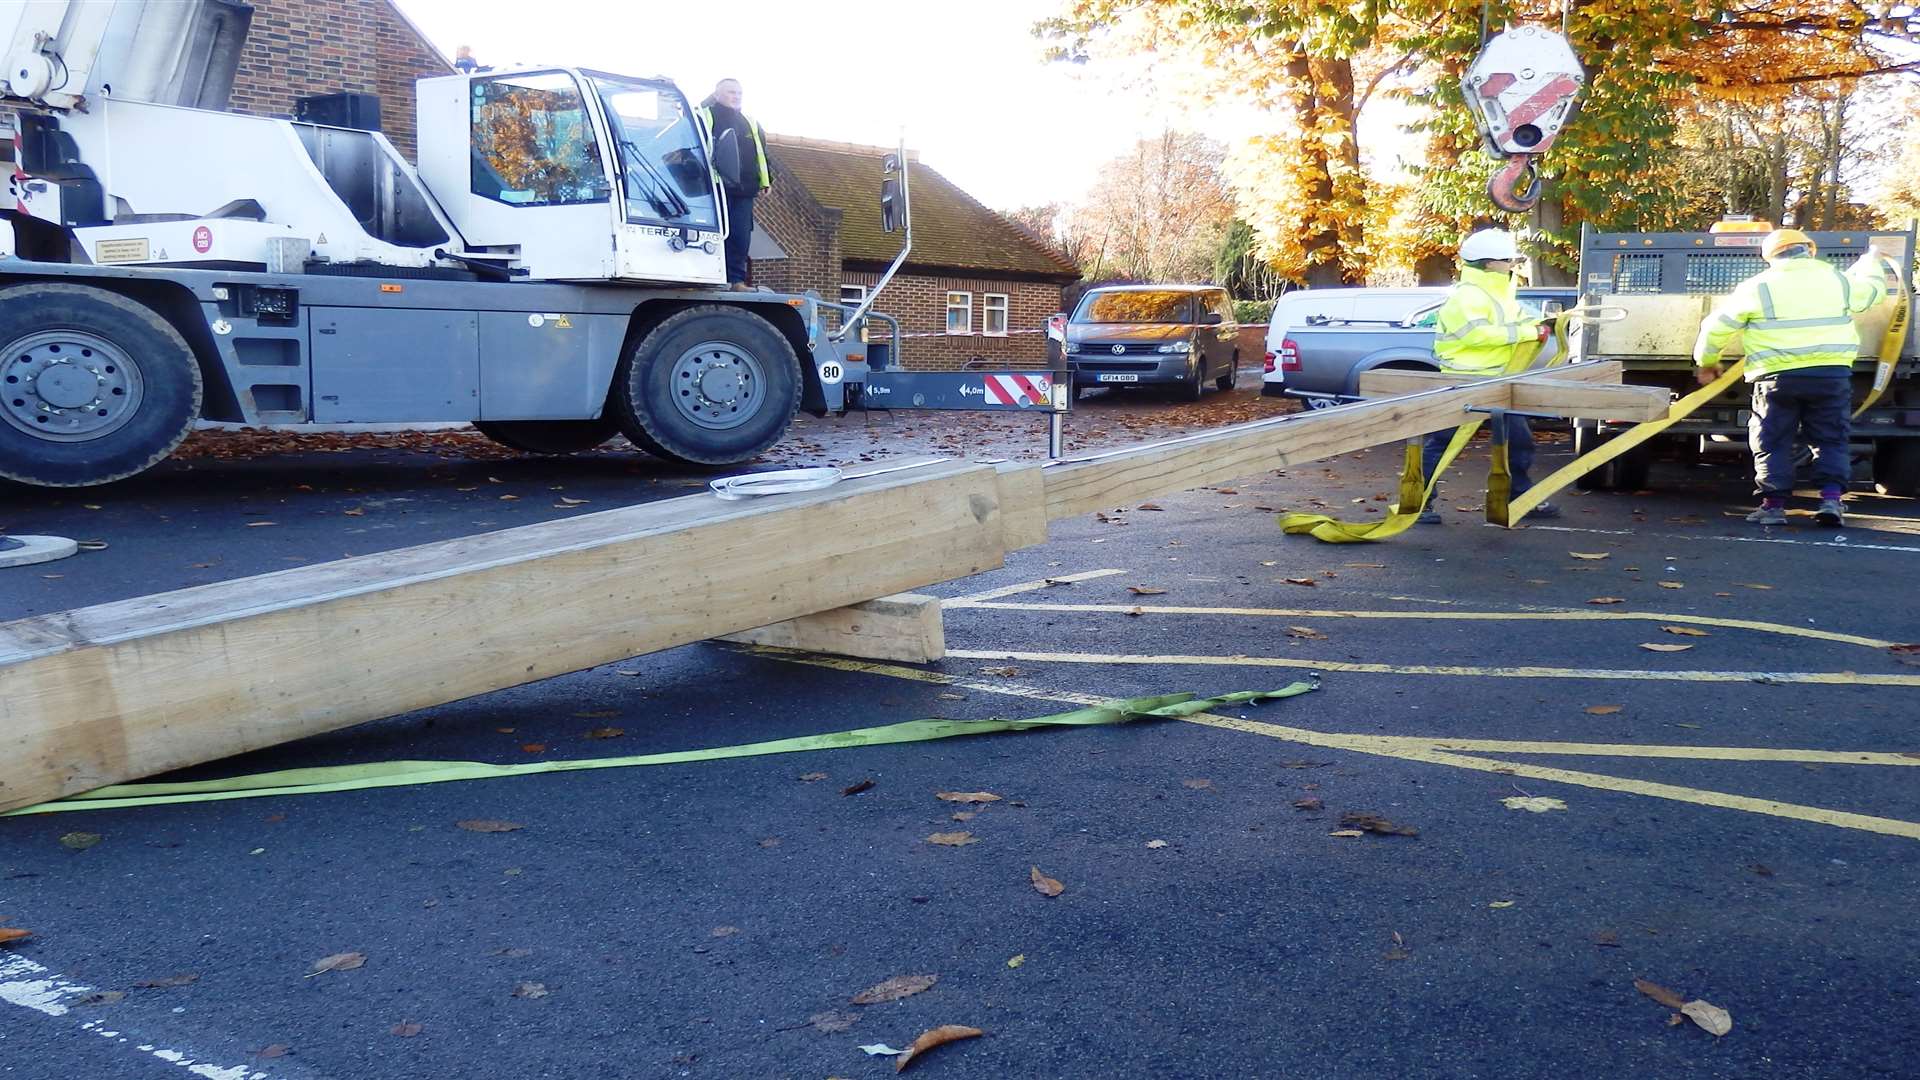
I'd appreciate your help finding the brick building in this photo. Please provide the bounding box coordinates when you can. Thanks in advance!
[754,138,1080,371]
[226,0,451,160]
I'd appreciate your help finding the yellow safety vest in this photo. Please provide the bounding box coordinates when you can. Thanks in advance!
[694,106,772,192]
[1432,264,1540,375]
[1693,255,1890,380]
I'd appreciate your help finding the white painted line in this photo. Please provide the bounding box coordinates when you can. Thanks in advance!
[946,567,1127,604]
[0,952,277,1079]
[1533,524,1920,555]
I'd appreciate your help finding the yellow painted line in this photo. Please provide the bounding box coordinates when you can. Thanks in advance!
[747,648,1920,841]
[945,567,1126,604]
[942,648,1920,687]
[1408,737,1920,766]
[1183,714,1920,842]
[945,601,1896,649]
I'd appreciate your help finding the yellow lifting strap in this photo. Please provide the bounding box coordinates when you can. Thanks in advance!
[1276,312,1573,543]
[1855,284,1912,418]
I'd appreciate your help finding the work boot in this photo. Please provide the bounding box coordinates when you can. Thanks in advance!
[1417,506,1443,525]
[1745,504,1787,525]
[1527,501,1563,520]
[1815,498,1845,527]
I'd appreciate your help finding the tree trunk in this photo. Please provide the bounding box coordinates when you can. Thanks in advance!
[1821,96,1844,229]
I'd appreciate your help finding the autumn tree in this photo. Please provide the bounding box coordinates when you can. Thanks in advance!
[1069,131,1235,282]
[1041,1,1918,282]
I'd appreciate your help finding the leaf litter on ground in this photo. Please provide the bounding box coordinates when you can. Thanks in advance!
[894,1025,984,1072]
[851,974,938,1005]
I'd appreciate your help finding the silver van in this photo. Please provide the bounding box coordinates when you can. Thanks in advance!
[1062,285,1240,400]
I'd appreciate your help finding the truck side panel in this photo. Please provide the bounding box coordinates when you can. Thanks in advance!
[477,312,626,421]
[311,307,480,422]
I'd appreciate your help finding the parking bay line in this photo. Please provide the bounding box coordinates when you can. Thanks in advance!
[947,600,1896,649]
[1531,524,1920,555]
[945,567,1127,604]
[749,648,1920,841]
[941,648,1920,687]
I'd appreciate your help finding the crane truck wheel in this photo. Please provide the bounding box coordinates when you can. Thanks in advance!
[474,417,619,454]
[0,283,203,487]
[1873,440,1920,498]
[613,305,801,466]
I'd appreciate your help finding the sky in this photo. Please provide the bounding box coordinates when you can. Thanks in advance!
[389,0,1315,210]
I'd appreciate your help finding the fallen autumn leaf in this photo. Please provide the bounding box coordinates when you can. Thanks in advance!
[1030,866,1065,897]
[1660,626,1710,637]
[1502,796,1567,812]
[1680,1000,1733,1037]
[1585,705,1623,715]
[841,778,875,796]
[851,974,938,1005]
[58,832,101,851]
[894,1024,984,1072]
[926,831,977,847]
[1587,597,1626,605]
[1639,643,1694,653]
[306,952,366,977]
[935,791,1002,804]
[0,929,32,945]
[512,982,550,999]
[390,1022,423,1038]
[456,820,524,833]
[1635,978,1688,1010]
[1569,552,1610,560]
[1126,586,1167,596]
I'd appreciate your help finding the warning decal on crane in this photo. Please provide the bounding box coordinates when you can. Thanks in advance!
[984,374,1050,407]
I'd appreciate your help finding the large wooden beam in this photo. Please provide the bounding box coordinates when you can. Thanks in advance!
[1355,360,1627,397]
[0,368,1669,811]
[1355,362,1668,421]
[0,461,1015,810]
[719,592,945,664]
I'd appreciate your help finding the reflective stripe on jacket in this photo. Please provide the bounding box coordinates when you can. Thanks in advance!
[1433,264,1539,375]
[1693,255,1890,380]
[694,106,772,192]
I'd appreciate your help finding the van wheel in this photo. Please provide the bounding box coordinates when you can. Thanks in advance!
[1178,359,1205,402]
[613,305,800,465]
[1215,351,1239,392]
[475,417,619,454]
[0,283,202,487]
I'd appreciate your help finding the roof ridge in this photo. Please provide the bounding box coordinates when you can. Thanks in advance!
[766,134,919,161]
[913,161,1080,277]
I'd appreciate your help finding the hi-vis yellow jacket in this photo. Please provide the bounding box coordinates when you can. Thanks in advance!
[1433,264,1541,375]
[1693,254,1891,380]
[694,106,772,192]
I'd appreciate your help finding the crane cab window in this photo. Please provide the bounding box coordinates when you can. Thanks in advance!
[590,76,721,230]
[470,71,610,207]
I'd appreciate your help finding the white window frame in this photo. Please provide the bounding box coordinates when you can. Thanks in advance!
[945,291,973,336]
[982,293,1010,337]
[839,284,867,306]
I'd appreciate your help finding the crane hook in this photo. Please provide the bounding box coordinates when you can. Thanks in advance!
[1488,154,1542,213]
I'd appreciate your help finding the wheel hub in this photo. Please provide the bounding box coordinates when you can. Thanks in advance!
[669,341,765,431]
[1,331,143,442]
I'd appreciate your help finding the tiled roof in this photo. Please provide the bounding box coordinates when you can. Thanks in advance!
[768,137,1079,281]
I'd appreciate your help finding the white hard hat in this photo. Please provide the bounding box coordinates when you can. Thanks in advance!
[1460,228,1521,263]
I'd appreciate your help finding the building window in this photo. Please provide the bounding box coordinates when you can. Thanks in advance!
[840,284,867,306]
[983,293,1009,337]
[946,291,973,335]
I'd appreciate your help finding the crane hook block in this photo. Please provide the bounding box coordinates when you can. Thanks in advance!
[1462,24,1584,212]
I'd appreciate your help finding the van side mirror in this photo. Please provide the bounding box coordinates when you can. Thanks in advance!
[712,128,744,189]
[881,176,902,234]
[1202,311,1224,325]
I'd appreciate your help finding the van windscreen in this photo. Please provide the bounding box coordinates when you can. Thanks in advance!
[1076,291,1195,324]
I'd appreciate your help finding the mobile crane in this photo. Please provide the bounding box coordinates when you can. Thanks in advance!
[0,0,1063,487]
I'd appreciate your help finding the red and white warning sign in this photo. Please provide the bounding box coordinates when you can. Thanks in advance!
[192,225,212,254]
[984,374,1050,407]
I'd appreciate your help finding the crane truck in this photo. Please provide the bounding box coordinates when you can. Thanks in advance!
[0,0,1064,488]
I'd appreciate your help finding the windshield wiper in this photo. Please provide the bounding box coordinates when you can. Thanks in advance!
[620,140,690,220]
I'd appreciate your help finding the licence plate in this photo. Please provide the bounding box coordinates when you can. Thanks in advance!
[1097,373,1140,383]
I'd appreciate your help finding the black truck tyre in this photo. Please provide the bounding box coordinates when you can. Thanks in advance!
[1216,350,1240,392]
[1572,424,1613,491]
[1874,440,1920,497]
[613,305,800,465]
[474,417,619,454]
[0,282,202,487]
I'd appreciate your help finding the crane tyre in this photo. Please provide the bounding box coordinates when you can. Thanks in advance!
[0,282,201,487]
[613,305,800,465]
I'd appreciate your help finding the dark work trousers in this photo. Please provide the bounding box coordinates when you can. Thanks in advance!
[723,190,757,284]
[1424,413,1536,492]
[1750,370,1852,497]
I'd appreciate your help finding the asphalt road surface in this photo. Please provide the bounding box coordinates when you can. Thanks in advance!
[4,388,1919,1079]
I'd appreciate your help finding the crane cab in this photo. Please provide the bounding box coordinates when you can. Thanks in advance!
[415,67,732,285]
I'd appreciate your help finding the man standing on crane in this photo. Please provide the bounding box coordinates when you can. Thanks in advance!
[1694,229,1897,527]
[1419,227,1561,523]
[697,79,773,291]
